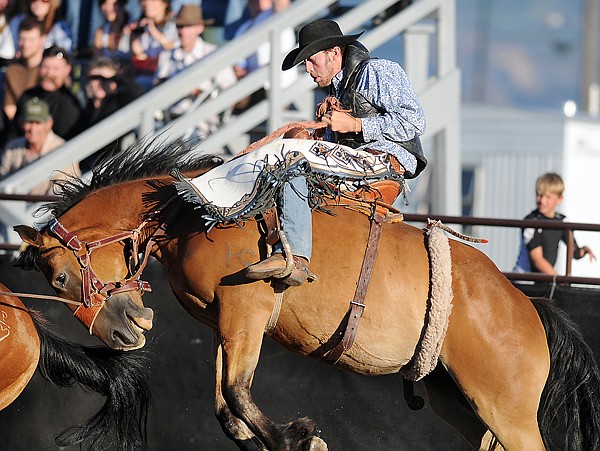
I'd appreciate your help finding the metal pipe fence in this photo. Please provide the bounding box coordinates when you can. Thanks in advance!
[2,193,598,285]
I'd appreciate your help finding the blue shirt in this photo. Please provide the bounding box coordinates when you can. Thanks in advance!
[326,58,426,175]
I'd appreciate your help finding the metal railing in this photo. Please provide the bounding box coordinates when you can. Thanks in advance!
[403,213,600,286]
[2,192,598,286]
[0,0,462,230]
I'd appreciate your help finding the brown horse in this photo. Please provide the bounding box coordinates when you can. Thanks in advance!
[0,283,151,450]
[13,142,600,451]
[0,283,40,411]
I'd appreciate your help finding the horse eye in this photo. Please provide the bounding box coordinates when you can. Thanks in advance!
[55,273,67,288]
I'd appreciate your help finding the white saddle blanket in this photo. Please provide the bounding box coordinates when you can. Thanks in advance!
[175,139,399,228]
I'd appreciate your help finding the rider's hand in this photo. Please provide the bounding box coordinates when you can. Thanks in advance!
[322,111,361,133]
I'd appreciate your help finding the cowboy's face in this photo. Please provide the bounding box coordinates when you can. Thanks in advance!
[304,47,341,88]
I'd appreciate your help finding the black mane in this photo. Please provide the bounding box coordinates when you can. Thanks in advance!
[38,137,224,218]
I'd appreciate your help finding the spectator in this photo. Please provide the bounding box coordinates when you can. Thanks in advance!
[92,0,130,60]
[77,55,143,172]
[0,96,71,195]
[9,0,73,53]
[15,45,82,140]
[232,0,296,112]
[126,0,178,91]
[155,4,236,122]
[373,1,413,26]
[513,172,596,276]
[223,0,250,41]
[0,0,16,63]
[3,17,45,124]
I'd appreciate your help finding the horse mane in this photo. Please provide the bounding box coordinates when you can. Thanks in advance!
[37,137,224,219]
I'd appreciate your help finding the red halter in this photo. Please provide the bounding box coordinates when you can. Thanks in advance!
[48,218,155,332]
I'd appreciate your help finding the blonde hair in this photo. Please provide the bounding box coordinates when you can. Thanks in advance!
[536,173,564,196]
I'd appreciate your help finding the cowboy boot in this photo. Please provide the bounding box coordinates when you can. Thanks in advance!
[280,256,310,286]
[245,254,287,279]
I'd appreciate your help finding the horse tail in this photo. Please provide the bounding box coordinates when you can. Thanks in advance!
[531,297,600,451]
[29,310,151,451]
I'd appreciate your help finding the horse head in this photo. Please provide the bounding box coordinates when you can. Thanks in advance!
[11,140,223,350]
[15,221,154,351]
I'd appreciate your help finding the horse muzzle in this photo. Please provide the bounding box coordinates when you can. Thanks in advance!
[88,294,154,351]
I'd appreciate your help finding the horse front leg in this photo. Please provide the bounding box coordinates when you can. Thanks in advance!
[213,331,267,451]
[217,306,327,451]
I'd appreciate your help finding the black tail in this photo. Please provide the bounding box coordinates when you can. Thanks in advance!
[30,311,151,451]
[532,297,600,451]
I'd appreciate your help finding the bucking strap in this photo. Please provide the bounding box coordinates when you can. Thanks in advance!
[326,211,384,363]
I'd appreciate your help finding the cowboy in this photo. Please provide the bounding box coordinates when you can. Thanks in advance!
[244,19,426,286]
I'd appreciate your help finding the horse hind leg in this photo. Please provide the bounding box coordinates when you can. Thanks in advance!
[422,364,496,449]
[425,361,547,450]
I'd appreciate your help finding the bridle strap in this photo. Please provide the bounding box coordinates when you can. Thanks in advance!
[74,296,105,334]
[45,197,179,331]
[49,220,83,251]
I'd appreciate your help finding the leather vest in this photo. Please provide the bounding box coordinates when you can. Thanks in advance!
[331,42,427,178]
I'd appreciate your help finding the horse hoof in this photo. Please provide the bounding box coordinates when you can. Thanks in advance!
[303,436,328,451]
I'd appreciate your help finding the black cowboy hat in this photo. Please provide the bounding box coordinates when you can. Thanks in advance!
[282,19,363,71]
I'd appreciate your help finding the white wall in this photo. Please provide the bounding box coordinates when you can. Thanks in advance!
[561,118,600,279]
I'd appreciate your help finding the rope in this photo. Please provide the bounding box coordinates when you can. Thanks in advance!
[549,274,557,300]
[425,219,488,244]
[0,290,81,306]
[237,97,348,156]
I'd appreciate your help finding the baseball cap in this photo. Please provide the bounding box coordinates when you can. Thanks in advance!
[23,97,51,123]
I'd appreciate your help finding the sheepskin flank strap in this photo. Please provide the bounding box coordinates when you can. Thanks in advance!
[403,222,454,381]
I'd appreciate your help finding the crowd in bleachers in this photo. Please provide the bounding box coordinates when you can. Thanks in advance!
[0,0,296,195]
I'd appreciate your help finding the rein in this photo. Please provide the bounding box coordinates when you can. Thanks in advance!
[237,97,346,155]
[0,291,81,306]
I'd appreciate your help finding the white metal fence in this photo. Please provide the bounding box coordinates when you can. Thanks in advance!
[0,0,461,243]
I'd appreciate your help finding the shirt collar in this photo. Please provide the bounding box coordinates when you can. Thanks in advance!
[331,69,344,93]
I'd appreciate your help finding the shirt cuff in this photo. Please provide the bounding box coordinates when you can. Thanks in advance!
[360,116,378,141]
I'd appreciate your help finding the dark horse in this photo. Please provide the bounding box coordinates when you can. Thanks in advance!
[0,283,151,450]
[13,141,600,450]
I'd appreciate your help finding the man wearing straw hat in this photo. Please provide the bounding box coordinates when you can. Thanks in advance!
[155,4,236,121]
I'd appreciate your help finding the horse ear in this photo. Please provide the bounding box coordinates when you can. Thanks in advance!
[13,225,44,246]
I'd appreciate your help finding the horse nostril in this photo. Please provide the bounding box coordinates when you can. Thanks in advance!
[112,329,135,346]
[126,307,154,331]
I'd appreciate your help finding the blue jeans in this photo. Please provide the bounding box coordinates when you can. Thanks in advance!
[277,176,312,261]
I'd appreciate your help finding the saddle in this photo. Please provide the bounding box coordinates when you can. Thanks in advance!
[283,125,405,216]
